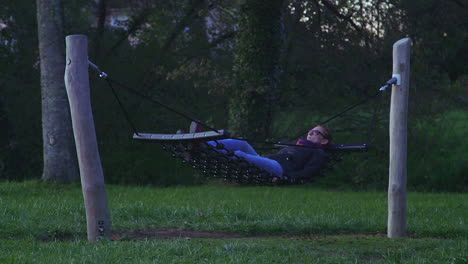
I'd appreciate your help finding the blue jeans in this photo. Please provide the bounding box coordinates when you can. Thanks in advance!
[207,139,283,177]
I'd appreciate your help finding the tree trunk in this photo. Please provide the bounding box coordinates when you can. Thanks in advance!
[36,0,79,183]
[228,0,285,140]
[91,0,107,59]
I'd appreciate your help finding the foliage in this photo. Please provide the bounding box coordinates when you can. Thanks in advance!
[313,109,467,192]
[228,0,285,139]
[0,0,466,190]
[399,0,467,82]
[0,0,41,179]
[407,109,468,191]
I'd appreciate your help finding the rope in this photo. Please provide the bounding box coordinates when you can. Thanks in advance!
[89,61,394,148]
[320,90,382,125]
[105,79,140,136]
[106,78,221,134]
[89,60,220,134]
[290,77,398,140]
[288,91,382,141]
[321,77,397,125]
[91,64,305,147]
[366,91,384,144]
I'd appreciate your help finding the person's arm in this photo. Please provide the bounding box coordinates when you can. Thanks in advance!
[286,150,328,180]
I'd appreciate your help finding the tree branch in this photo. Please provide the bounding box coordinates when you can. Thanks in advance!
[92,0,107,59]
[104,8,152,57]
[141,0,208,91]
[320,0,362,32]
[448,0,465,8]
[160,0,206,54]
[148,30,236,90]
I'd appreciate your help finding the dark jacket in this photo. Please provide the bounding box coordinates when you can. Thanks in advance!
[266,141,328,181]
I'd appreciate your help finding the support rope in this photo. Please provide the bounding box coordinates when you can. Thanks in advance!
[290,77,397,140]
[366,91,384,144]
[321,76,396,125]
[320,90,382,125]
[105,79,140,136]
[89,60,394,148]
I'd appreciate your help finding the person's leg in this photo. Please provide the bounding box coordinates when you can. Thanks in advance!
[207,139,259,155]
[234,151,283,177]
[206,139,282,178]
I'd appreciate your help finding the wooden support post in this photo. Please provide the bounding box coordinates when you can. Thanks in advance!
[388,38,411,238]
[64,35,111,242]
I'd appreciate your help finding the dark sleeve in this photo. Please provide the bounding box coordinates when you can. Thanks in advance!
[286,149,328,180]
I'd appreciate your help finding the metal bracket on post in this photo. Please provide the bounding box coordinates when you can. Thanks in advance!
[88,60,108,79]
[380,74,401,91]
[97,220,105,238]
[391,74,401,85]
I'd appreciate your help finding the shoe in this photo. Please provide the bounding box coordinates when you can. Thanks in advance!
[184,121,203,161]
[190,121,203,133]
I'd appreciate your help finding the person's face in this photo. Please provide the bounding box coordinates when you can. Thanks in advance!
[306,126,329,144]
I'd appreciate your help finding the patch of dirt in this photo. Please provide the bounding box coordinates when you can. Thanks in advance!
[37,232,84,242]
[111,230,394,241]
[36,229,441,242]
[111,229,246,240]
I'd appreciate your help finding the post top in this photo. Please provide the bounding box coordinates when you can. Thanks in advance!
[393,38,411,47]
[66,34,87,40]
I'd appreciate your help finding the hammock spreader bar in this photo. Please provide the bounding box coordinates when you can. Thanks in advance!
[326,143,369,152]
[275,142,369,152]
[133,130,231,142]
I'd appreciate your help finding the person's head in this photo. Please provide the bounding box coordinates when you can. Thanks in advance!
[306,125,332,145]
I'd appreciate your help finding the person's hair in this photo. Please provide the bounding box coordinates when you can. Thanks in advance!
[317,125,332,144]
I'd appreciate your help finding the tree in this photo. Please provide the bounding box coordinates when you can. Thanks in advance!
[36,0,79,183]
[228,0,285,140]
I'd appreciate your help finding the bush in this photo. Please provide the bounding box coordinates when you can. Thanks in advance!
[407,109,467,191]
[311,109,467,192]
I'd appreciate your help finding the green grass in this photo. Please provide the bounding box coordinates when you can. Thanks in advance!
[1,235,466,264]
[0,181,466,263]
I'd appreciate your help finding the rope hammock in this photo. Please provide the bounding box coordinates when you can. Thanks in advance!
[134,129,368,184]
[88,61,395,184]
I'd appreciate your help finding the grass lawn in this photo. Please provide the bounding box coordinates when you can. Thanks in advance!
[0,181,466,263]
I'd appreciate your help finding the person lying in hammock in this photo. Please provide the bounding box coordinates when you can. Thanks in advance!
[207,125,332,183]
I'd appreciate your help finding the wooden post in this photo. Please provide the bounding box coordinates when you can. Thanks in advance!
[388,38,411,238]
[64,35,111,242]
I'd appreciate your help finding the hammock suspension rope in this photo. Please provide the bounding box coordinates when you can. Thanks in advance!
[88,61,393,184]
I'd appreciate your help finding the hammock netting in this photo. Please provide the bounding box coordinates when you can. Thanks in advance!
[134,130,368,185]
